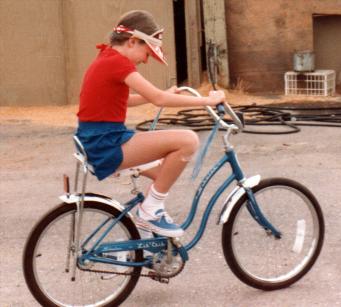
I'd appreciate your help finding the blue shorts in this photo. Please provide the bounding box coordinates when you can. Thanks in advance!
[75,122,135,180]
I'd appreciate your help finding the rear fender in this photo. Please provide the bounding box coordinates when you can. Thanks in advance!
[59,193,134,220]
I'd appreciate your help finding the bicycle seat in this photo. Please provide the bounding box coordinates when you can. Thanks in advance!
[73,135,161,177]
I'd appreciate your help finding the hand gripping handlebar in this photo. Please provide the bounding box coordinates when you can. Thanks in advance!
[177,86,244,131]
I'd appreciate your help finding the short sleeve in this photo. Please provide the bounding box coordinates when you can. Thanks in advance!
[113,56,136,82]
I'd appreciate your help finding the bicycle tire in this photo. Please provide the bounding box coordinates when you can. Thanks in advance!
[23,201,143,307]
[222,177,324,290]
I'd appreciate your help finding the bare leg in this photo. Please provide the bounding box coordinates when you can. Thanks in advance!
[140,165,161,181]
[118,130,199,193]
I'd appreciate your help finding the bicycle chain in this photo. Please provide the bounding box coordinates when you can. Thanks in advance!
[78,260,185,281]
[78,266,149,278]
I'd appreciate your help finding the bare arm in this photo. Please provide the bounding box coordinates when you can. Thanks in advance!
[124,72,225,108]
[127,94,149,107]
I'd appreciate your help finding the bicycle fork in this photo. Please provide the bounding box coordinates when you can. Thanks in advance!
[244,188,282,239]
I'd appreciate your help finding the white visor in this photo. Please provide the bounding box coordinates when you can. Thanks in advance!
[114,25,167,65]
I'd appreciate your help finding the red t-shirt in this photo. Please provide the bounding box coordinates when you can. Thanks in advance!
[77,44,136,122]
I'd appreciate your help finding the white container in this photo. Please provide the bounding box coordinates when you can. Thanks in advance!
[285,70,336,96]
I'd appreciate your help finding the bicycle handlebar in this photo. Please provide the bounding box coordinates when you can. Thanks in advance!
[177,86,244,131]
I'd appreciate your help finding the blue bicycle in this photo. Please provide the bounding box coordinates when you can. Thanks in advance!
[23,87,324,307]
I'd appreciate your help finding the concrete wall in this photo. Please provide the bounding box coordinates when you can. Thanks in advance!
[225,0,341,92]
[0,0,175,106]
[0,0,66,106]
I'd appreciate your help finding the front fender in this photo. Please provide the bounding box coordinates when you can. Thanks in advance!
[218,175,261,224]
[59,193,134,220]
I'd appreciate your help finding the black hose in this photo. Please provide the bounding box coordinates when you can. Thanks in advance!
[135,105,341,135]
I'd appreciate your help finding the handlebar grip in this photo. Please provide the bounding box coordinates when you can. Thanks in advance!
[216,103,225,116]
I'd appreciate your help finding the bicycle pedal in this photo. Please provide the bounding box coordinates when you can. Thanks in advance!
[153,276,169,284]
[147,272,169,284]
[159,277,169,284]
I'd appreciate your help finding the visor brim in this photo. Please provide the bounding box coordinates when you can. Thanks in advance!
[146,41,168,66]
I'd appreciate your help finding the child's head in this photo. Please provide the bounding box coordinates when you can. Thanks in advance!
[110,10,161,46]
[110,10,167,65]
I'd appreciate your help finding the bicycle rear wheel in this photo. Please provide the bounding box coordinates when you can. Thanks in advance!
[222,178,324,290]
[23,201,143,307]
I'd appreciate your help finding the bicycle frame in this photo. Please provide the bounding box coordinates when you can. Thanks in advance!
[72,141,280,270]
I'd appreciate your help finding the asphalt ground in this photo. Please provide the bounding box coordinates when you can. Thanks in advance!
[1,118,341,306]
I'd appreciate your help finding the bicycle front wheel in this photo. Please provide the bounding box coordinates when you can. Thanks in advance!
[222,178,324,290]
[23,201,143,307]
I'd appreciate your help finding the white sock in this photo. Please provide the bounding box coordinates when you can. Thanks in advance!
[138,184,168,220]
